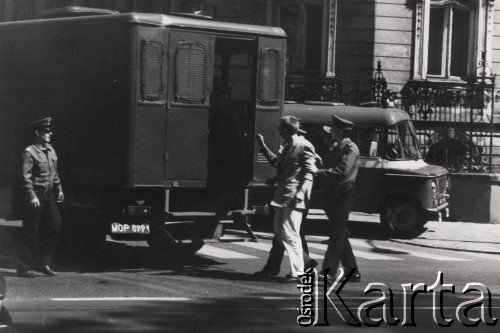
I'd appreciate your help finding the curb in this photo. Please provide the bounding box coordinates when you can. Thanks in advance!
[389,239,500,255]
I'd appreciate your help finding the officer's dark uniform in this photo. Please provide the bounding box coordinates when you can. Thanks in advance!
[18,117,63,277]
[317,116,361,281]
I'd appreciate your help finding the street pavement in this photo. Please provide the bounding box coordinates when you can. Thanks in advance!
[1,213,499,332]
[347,212,500,254]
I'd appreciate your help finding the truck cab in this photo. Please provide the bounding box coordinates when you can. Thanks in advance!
[285,103,450,237]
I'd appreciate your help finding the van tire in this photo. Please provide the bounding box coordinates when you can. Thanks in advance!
[147,233,204,255]
[62,205,107,252]
[381,201,426,238]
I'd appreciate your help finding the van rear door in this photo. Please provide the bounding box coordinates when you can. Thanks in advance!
[253,37,285,184]
[165,31,214,186]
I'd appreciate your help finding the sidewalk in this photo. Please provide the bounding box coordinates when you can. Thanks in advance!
[391,220,500,255]
[349,212,500,255]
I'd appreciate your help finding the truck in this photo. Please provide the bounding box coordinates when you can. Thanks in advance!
[285,102,450,237]
[0,7,286,253]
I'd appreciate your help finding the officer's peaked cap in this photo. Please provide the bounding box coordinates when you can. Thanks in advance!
[331,115,354,129]
[29,117,52,131]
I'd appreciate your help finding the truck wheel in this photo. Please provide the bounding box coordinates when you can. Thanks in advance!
[63,206,107,252]
[146,233,204,256]
[381,201,426,238]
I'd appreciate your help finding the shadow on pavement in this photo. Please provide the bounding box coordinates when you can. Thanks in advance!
[51,241,227,274]
[10,295,304,333]
[1,216,427,276]
[0,235,226,276]
[10,294,500,333]
[250,217,399,241]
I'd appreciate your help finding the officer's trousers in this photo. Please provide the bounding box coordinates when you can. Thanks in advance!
[18,191,62,272]
[321,183,359,276]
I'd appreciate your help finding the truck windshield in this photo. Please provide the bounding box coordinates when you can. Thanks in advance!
[386,120,421,160]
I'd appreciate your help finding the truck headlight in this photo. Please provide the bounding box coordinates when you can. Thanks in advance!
[431,180,439,207]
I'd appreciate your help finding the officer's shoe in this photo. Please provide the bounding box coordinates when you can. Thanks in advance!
[40,265,58,277]
[17,270,36,278]
[305,259,318,270]
[320,270,361,283]
[350,270,362,283]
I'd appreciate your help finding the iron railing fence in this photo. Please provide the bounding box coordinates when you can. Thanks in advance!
[284,55,499,173]
[399,52,497,173]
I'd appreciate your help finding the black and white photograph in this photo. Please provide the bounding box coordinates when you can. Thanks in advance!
[0,0,499,332]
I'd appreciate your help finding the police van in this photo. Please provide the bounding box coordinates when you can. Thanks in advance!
[0,7,286,253]
[285,103,450,237]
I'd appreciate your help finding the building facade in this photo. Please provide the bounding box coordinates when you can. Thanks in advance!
[1,0,498,94]
[1,0,500,170]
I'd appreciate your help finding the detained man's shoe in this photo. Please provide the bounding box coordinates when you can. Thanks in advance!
[40,265,58,277]
[17,270,36,278]
[282,274,299,282]
[254,269,279,279]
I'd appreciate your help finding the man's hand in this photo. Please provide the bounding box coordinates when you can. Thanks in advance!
[292,190,305,207]
[255,134,265,147]
[30,197,40,208]
[57,192,64,203]
[315,154,324,168]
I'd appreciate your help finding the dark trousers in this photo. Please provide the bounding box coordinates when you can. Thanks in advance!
[18,191,62,272]
[260,209,313,275]
[321,183,358,275]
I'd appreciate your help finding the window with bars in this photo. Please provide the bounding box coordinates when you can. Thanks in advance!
[140,40,164,102]
[174,41,208,104]
[259,48,281,105]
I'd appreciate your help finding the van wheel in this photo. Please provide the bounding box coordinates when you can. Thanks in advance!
[146,233,204,256]
[62,206,107,252]
[381,201,426,238]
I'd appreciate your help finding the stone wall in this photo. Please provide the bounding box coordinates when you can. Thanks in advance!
[372,0,413,93]
[335,0,413,93]
[336,0,376,91]
[449,173,500,224]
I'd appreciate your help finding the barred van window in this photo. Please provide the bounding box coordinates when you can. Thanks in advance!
[141,40,164,101]
[175,41,208,104]
[260,49,281,105]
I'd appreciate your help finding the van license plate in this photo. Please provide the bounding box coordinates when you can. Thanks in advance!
[111,223,150,234]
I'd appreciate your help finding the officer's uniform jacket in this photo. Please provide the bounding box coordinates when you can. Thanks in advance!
[21,143,62,201]
[261,134,317,210]
[317,137,359,193]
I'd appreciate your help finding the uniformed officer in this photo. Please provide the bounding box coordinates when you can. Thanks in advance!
[17,117,64,278]
[317,115,361,282]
